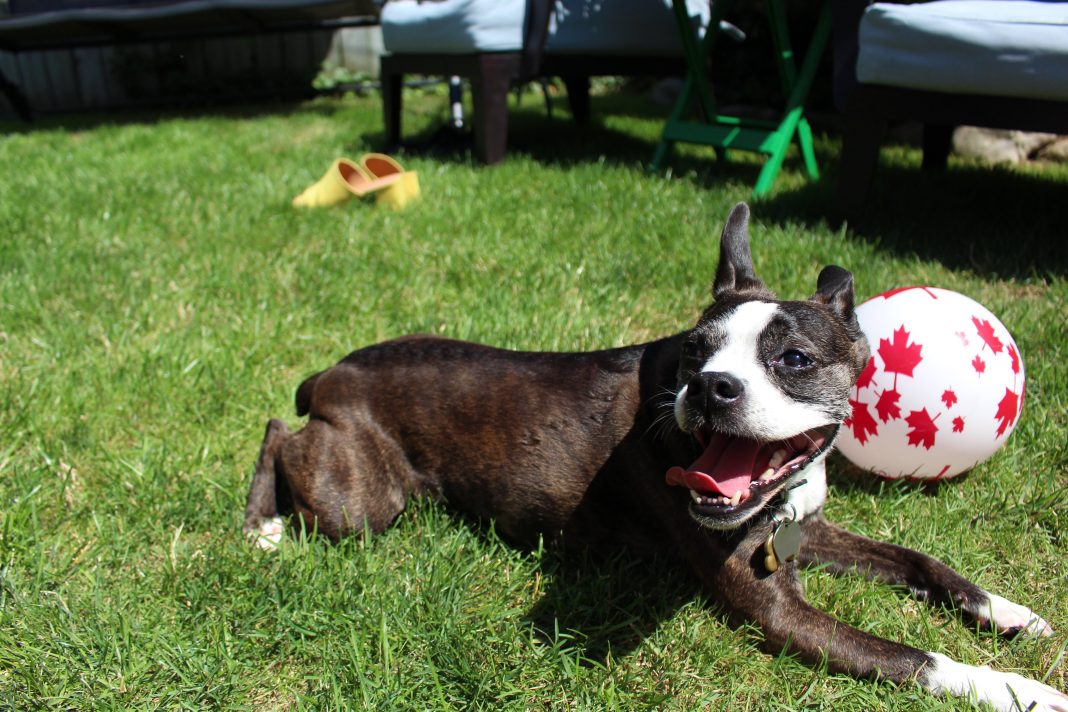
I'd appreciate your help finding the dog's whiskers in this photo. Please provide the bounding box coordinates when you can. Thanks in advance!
[644,387,684,442]
[644,387,679,410]
[645,408,680,441]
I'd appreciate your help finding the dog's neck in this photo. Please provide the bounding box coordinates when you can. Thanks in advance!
[778,457,828,522]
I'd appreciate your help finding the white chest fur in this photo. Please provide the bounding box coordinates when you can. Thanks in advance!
[780,456,828,521]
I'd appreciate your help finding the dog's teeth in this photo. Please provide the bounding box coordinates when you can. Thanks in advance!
[689,489,701,503]
[769,449,787,468]
[730,491,742,506]
[759,467,776,481]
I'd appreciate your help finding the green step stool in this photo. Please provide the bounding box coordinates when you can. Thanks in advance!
[651,0,832,197]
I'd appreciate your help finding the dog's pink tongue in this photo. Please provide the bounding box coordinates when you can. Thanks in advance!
[666,435,762,497]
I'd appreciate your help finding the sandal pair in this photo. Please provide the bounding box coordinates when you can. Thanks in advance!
[292,154,420,210]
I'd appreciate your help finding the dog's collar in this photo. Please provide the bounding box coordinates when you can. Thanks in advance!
[716,478,807,571]
[775,478,809,517]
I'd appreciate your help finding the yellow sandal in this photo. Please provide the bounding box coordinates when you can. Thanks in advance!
[292,155,420,209]
[361,153,421,210]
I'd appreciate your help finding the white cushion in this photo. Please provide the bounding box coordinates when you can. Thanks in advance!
[381,0,526,54]
[381,0,709,56]
[546,0,710,56]
[856,0,1068,101]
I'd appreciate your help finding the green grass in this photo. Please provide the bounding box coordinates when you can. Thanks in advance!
[1,89,1066,709]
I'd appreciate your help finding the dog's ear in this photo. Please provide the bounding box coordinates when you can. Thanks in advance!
[811,265,859,329]
[713,203,767,299]
[813,265,870,374]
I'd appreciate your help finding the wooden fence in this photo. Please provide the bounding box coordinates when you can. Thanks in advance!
[0,25,382,116]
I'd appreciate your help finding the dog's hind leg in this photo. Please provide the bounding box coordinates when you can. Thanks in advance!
[798,516,1054,638]
[275,418,410,542]
[243,418,291,549]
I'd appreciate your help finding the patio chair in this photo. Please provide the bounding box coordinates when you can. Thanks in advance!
[378,0,709,164]
[832,0,1068,216]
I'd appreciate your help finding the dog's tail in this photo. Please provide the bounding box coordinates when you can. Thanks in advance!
[295,370,325,417]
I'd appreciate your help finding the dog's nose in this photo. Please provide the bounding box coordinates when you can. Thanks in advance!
[687,371,744,410]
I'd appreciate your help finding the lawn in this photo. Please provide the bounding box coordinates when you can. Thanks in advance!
[1,88,1066,710]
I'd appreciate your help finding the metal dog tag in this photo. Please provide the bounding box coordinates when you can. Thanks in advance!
[772,519,801,565]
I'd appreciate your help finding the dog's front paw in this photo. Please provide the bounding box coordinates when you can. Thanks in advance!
[925,653,1068,712]
[990,671,1068,712]
[969,591,1055,638]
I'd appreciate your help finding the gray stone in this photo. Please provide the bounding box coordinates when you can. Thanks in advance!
[1035,137,1068,163]
[952,126,1061,164]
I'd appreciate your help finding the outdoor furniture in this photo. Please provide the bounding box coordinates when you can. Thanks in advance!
[0,0,380,119]
[650,0,832,198]
[379,0,709,164]
[833,0,1068,215]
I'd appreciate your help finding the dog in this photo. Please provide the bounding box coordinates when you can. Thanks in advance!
[244,203,1066,711]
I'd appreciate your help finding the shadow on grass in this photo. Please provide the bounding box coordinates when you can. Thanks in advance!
[524,544,699,666]
[824,452,968,498]
[431,506,701,666]
[373,99,768,192]
[383,91,1068,281]
[758,160,1068,281]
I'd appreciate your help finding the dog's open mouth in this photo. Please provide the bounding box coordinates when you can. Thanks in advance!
[665,425,835,515]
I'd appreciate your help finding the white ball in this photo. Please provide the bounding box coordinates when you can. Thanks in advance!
[837,287,1025,480]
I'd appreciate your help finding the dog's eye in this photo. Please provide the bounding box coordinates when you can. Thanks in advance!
[779,349,812,369]
[682,340,701,361]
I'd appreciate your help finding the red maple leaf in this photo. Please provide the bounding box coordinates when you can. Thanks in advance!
[952,416,965,433]
[876,286,939,300]
[875,388,902,423]
[856,357,877,391]
[972,355,986,374]
[1008,344,1020,375]
[994,388,1019,437]
[905,408,939,450]
[955,330,970,347]
[972,316,1004,354]
[846,399,879,444]
[941,389,958,408]
[878,326,923,378]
